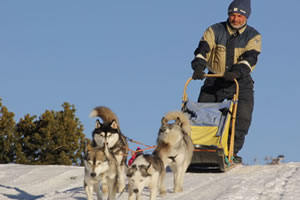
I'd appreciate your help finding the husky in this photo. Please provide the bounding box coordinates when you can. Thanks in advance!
[127,153,164,200]
[89,106,128,193]
[153,111,194,194]
[269,155,285,165]
[84,143,118,200]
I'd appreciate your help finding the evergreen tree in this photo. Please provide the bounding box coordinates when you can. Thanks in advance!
[15,114,39,164]
[0,99,16,163]
[15,102,86,165]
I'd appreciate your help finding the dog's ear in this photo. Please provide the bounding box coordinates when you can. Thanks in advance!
[175,117,182,126]
[139,165,151,177]
[103,142,114,160]
[84,139,91,152]
[161,117,168,125]
[85,142,93,153]
[110,120,118,129]
[126,165,137,177]
[95,119,101,129]
[146,163,154,176]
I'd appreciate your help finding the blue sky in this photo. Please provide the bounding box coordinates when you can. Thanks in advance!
[1,1,299,165]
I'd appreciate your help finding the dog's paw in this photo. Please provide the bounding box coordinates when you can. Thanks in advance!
[160,188,167,196]
[101,184,108,195]
[173,186,183,193]
[118,183,126,193]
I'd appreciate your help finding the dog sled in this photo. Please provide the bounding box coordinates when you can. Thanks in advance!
[182,74,239,172]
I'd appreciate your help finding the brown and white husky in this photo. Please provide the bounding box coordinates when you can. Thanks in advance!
[90,106,128,193]
[153,111,194,194]
[84,143,118,200]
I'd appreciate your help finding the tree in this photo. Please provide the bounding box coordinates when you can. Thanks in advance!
[15,114,39,164]
[0,99,16,163]
[15,102,86,165]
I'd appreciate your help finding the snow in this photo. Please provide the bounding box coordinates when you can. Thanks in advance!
[0,163,300,200]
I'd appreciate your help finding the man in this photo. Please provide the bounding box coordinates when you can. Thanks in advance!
[191,0,261,163]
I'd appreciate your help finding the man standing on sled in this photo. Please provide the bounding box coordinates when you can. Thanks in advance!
[191,0,261,163]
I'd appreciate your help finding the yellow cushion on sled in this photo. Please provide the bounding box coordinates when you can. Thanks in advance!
[189,102,234,157]
[191,126,220,146]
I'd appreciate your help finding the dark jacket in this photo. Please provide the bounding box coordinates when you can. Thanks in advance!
[193,21,261,76]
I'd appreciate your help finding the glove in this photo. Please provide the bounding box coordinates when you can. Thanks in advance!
[191,57,206,80]
[223,71,240,81]
[192,68,205,80]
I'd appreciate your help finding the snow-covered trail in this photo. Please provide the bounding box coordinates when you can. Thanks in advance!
[0,163,299,200]
[161,163,300,200]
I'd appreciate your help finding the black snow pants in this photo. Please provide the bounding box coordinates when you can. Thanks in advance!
[197,76,254,154]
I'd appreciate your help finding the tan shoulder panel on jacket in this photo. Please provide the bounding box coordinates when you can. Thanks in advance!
[245,34,262,53]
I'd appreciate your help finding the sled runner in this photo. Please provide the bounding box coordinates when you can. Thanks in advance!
[182,74,239,171]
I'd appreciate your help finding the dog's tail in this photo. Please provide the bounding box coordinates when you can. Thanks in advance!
[162,111,191,135]
[89,106,120,126]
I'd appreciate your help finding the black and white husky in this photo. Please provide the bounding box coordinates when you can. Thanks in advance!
[84,143,118,200]
[127,153,164,200]
[153,111,194,194]
[90,106,128,193]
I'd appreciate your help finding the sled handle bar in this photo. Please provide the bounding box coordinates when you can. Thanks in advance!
[182,74,239,104]
[181,74,239,164]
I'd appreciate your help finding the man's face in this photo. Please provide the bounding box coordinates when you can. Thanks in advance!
[229,13,247,29]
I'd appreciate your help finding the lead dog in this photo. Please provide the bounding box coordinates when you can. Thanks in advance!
[90,106,128,193]
[84,143,118,200]
[127,153,164,200]
[153,111,194,194]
